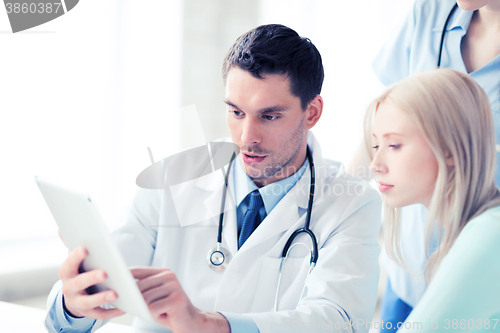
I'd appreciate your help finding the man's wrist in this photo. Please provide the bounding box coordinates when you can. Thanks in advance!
[62,295,84,319]
[201,311,231,333]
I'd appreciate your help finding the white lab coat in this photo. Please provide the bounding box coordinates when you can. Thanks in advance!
[46,133,381,333]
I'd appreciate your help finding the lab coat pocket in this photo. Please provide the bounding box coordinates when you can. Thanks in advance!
[252,255,310,312]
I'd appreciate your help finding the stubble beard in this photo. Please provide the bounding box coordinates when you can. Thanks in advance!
[247,117,306,182]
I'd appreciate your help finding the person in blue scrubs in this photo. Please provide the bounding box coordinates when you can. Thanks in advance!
[349,0,500,330]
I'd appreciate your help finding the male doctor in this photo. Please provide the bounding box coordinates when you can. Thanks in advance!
[45,24,381,333]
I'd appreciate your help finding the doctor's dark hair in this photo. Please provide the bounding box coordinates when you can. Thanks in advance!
[222,24,324,110]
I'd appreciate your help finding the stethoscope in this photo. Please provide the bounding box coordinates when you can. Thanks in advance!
[206,146,319,310]
[437,3,458,68]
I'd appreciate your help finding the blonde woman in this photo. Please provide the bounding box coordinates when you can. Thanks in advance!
[349,1,500,329]
[367,68,500,331]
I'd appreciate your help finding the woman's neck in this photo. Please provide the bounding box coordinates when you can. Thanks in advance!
[477,4,500,31]
[460,4,500,73]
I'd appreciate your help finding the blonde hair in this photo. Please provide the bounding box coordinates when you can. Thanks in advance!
[364,68,500,280]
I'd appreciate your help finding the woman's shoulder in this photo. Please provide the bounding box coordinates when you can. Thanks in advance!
[465,205,500,232]
[433,206,500,288]
[456,205,500,253]
[407,206,500,325]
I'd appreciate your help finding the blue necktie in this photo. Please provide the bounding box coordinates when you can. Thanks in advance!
[238,190,264,249]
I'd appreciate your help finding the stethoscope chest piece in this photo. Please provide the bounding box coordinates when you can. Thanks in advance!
[207,244,231,271]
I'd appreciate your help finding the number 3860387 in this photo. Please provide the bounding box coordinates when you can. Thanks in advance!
[5,2,62,14]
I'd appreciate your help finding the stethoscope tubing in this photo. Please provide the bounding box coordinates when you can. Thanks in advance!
[210,146,319,271]
[437,3,458,68]
[217,153,236,244]
[280,146,318,265]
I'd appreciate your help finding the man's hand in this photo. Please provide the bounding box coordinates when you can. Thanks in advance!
[58,246,125,320]
[131,267,230,333]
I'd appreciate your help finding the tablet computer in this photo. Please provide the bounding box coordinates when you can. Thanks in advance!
[35,177,154,322]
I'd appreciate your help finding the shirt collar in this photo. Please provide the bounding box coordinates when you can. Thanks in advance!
[233,154,309,215]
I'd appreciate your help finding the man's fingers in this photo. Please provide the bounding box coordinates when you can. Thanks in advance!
[64,270,107,296]
[58,247,87,280]
[136,273,168,293]
[142,283,175,305]
[148,295,175,319]
[73,290,119,311]
[130,267,170,280]
[83,307,125,321]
